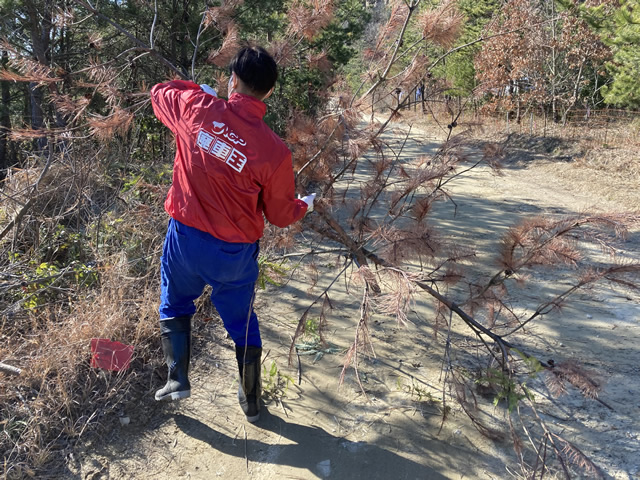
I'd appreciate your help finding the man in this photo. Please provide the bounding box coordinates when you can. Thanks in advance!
[150,46,315,423]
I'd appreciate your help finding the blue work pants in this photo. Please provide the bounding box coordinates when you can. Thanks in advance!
[159,218,261,347]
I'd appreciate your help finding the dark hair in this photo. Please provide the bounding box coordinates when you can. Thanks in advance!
[229,46,278,96]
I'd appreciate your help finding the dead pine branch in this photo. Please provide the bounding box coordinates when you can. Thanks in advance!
[340,279,376,398]
[288,257,353,364]
[313,203,381,293]
[359,246,528,365]
[361,0,422,99]
[307,201,557,373]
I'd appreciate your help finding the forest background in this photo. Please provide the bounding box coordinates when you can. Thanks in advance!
[1,0,639,478]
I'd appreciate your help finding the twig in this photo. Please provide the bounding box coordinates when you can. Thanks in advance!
[71,0,189,79]
[347,282,374,399]
[280,248,349,259]
[296,117,344,178]
[437,310,453,435]
[288,257,354,363]
[361,0,421,99]
[0,197,34,243]
[295,347,302,385]
[313,204,380,293]
[368,126,413,222]
[77,410,98,438]
[0,267,79,293]
[0,362,21,376]
[149,0,158,49]
[243,425,248,473]
[191,9,209,82]
[0,142,55,243]
[278,397,288,418]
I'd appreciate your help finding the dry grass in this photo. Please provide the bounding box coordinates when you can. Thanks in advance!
[0,269,161,478]
[0,145,169,479]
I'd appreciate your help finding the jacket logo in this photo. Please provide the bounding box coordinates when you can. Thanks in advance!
[211,121,247,146]
[197,129,247,173]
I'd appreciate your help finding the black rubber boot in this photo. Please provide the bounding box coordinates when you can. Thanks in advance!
[155,316,192,401]
[236,345,262,423]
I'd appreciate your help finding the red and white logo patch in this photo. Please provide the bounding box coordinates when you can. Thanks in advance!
[210,138,233,161]
[226,149,247,172]
[197,125,248,173]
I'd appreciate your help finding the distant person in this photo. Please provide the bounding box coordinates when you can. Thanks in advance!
[150,46,315,423]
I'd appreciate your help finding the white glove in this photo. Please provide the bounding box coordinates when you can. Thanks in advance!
[298,193,316,213]
[200,84,217,97]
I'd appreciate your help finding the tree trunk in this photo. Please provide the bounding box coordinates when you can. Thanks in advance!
[180,0,190,71]
[562,60,585,127]
[29,82,46,151]
[170,0,180,66]
[0,50,12,175]
[25,0,53,151]
[550,0,559,123]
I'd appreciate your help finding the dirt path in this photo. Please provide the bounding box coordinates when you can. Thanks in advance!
[67,125,640,480]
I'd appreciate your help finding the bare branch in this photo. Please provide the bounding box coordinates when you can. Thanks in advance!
[0,142,55,243]
[71,0,189,79]
[149,0,158,49]
[362,0,422,99]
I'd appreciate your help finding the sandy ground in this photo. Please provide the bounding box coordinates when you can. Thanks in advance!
[66,123,640,480]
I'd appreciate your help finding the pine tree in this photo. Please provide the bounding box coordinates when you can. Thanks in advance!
[598,0,640,107]
[440,0,499,96]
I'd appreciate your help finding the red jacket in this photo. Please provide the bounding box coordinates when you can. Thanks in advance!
[150,80,307,243]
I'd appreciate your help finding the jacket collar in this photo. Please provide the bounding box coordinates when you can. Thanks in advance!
[228,93,267,119]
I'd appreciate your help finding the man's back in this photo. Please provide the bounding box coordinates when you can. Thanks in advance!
[151,80,306,243]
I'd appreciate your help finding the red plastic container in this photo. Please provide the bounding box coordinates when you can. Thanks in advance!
[90,338,134,371]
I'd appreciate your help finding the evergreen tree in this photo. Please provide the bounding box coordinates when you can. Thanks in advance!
[439,0,499,96]
[597,0,640,107]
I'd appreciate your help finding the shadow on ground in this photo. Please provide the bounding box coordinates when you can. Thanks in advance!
[172,409,453,479]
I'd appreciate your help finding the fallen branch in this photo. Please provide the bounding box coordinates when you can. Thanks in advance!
[356,245,554,371]
[0,362,21,376]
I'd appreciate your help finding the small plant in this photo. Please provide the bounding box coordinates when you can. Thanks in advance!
[295,318,342,363]
[303,316,320,340]
[475,368,534,413]
[261,361,295,403]
[257,256,290,289]
[39,224,91,265]
[397,376,438,404]
[72,262,99,288]
[19,261,60,311]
